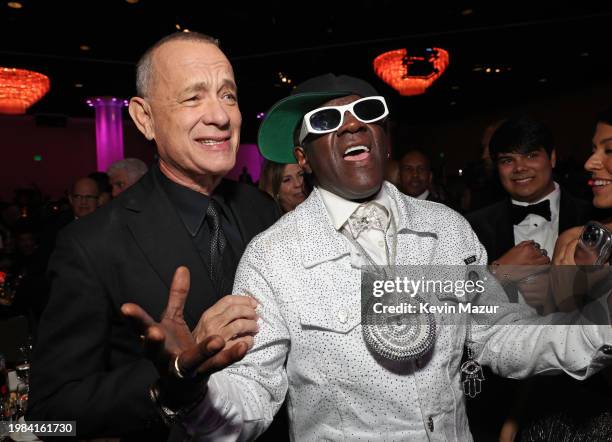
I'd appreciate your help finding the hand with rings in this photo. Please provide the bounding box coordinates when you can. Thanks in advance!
[495,240,551,267]
[121,266,259,409]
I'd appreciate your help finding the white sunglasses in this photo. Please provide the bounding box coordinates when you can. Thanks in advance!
[298,96,389,144]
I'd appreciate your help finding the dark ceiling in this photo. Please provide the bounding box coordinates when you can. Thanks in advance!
[2,1,612,141]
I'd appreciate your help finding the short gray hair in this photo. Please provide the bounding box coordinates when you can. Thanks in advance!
[107,158,148,183]
[135,32,220,98]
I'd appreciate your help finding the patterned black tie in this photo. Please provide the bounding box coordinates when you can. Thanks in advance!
[206,199,226,290]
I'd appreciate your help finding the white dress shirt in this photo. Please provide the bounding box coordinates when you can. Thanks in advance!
[318,186,395,266]
[185,182,612,441]
[416,189,430,200]
[512,182,560,256]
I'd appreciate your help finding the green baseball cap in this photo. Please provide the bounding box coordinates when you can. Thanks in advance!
[257,73,380,164]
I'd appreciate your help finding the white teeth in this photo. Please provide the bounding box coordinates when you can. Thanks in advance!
[344,145,370,155]
[199,139,223,145]
[593,179,612,186]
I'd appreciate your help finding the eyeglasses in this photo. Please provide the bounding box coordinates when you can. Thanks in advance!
[298,96,389,144]
[71,194,98,203]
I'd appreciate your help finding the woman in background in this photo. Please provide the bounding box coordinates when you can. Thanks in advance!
[259,160,308,213]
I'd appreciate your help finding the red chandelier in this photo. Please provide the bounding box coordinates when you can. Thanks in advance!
[373,47,449,96]
[0,67,50,114]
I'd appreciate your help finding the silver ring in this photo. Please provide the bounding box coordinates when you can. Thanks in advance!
[540,248,548,257]
[532,241,541,249]
[173,355,186,379]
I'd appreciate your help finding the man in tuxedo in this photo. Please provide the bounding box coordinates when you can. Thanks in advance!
[467,116,592,268]
[28,32,278,441]
[465,115,593,441]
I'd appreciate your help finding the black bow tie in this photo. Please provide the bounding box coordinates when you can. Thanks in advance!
[511,200,551,225]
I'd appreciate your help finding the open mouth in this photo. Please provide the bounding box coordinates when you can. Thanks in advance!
[195,137,230,149]
[512,177,534,184]
[590,178,612,189]
[343,145,371,162]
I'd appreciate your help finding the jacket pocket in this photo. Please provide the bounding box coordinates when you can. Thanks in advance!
[296,299,361,334]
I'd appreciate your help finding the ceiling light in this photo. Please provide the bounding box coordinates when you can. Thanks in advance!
[74,83,83,88]
[485,67,491,73]
[7,1,22,9]
[461,9,473,16]
[80,45,90,51]
[0,67,50,114]
[373,47,450,96]
[125,0,139,3]
[183,29,190,33]
[175,24,181,30]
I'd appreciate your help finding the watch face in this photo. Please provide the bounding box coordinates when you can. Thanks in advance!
[577,221,612,265]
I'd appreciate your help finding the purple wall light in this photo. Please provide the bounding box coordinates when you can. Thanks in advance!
[87,97,129,171]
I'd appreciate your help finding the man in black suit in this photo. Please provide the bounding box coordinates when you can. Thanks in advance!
[465,115,593,441]
[467,116,591,268]
[399,149,444,203]
[28,32,279,441]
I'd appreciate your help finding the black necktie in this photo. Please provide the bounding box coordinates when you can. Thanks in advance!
[511,200,551,225]
[206,199,226,290]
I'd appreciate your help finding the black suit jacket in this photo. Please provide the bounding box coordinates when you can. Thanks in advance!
[466,189,593,263]
[28,166,279,441]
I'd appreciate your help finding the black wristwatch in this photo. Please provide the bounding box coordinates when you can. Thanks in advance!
[148,380,207,426]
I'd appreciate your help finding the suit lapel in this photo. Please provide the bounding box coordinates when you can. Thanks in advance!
[123,168,216,329]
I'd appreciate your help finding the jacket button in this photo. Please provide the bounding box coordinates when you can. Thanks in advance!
[427,416,434,432]
[602,345,612,355]
[338,309,348,324]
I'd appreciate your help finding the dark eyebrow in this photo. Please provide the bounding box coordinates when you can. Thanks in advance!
[600,137,612,144]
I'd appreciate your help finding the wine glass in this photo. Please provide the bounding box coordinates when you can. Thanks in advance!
[15,336,33,416]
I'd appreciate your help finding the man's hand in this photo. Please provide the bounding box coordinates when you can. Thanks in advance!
[490,241,551,286]
[495,241,551,266]
[121,266,258,407]
[192,294,259,352]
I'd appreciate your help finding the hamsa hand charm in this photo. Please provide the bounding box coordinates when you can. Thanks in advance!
[461,359,485,398]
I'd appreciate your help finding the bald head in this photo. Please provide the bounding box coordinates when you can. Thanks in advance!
[69,177,99,218]
[136,32,220,98]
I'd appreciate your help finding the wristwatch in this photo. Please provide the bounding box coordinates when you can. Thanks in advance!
[148,380,206,426]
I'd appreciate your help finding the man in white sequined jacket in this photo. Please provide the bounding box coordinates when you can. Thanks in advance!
[139,74,612,441]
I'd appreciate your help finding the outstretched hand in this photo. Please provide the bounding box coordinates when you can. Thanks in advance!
[121,266,255,406]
